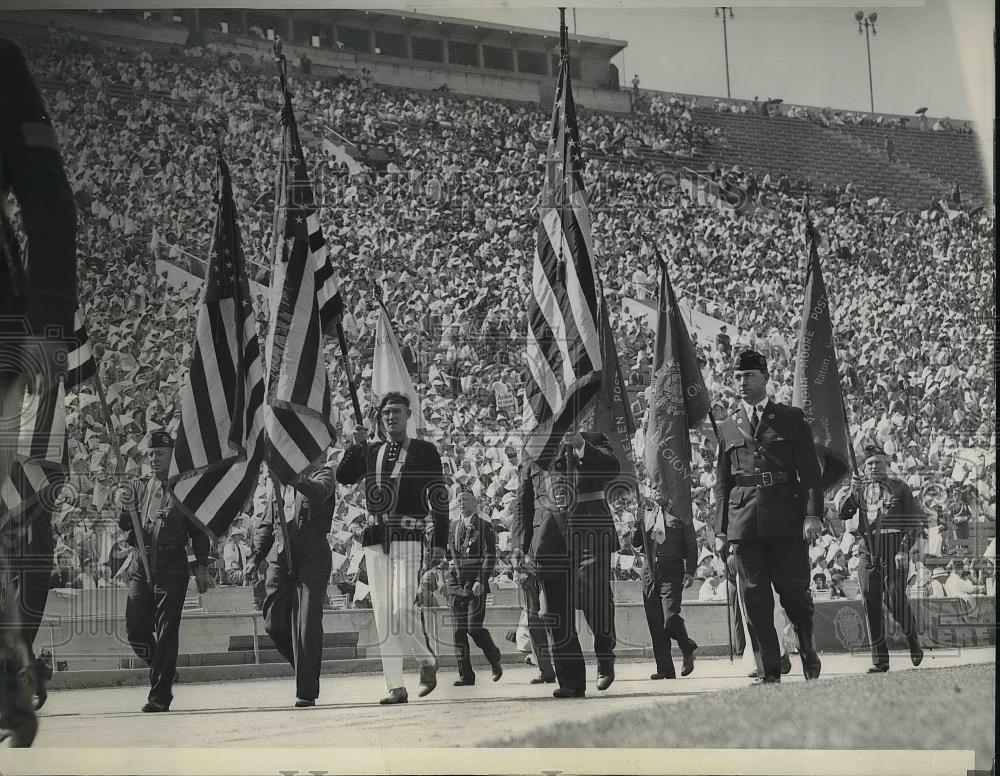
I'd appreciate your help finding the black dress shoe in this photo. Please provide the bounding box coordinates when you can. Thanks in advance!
[867,664,890,674]
[910,646,924,667]
[681,649,697,677]
[780,653,792,675]
[417,663,437,698]
[553,687,586,699]
[491,661,503,682]
[453,679,475,687]
[596,671,615,691]
[650,672,676,680]
[294,698,315,707]
[802,652,822,681]
[530,675,556,685]
[32,655,52,711]
[142,700,170,713]
[379,688,408,705]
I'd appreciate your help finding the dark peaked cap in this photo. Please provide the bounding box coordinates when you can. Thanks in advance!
[734,350,768,373]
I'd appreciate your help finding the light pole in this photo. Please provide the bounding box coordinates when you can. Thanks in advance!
[855,10,878,114]
[715,7,734,98]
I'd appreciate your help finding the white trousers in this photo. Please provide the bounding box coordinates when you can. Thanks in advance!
[364,541,435,691]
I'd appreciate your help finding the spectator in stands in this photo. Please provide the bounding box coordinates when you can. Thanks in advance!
[715,325,732,358]
[928,566,949,597]
[944,560,975,599]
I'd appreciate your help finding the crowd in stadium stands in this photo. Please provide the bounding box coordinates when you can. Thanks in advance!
[12,29,994,606]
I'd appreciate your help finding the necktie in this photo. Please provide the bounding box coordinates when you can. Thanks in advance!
[751,407,760,434]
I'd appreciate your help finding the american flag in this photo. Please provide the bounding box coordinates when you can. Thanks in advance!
[521,41,603,470]
[0,378,68,533]
[65,309,97,390]
[263,92,340,484]
[168,152,266,536]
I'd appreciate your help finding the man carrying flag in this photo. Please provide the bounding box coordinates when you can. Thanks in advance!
[336,392,448,704]
[633,254,709,680]
[256,48,343,707]
[510,13,619,699]
[119,431,211,713]
[793,222,923,673]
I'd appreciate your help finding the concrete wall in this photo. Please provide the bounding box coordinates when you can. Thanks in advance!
[36,585,995,672]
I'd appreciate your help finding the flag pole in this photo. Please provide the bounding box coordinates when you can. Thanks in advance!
[269,39,301,580]
[268,469,297,579]
[273,39,361,429]
[651,246,734,663]
[804,213,871,558]
[706,407,734,662]
[87,355,154,588]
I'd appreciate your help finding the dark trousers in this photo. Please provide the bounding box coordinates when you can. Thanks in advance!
[539,570,585,691]
[733,539,816,680]
[858,531,921,667]
[540,528,617,691]
[8,514,54,660]
[450,591,501,682]
[14,566,50,659]
[572,528,616,672]
[126,571,189,705]
[521,575,554,679]
[262,529,332,701]
[643,558,697,677]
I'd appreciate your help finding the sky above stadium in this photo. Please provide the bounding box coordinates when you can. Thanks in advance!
[413,0,994,127]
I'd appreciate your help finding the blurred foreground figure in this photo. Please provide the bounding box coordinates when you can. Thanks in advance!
[1,37,77,747]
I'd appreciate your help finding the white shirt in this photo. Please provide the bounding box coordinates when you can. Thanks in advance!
[945,573,974,598]
[741,399,769,425]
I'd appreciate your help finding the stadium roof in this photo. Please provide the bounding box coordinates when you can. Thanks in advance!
[309,8,627,54]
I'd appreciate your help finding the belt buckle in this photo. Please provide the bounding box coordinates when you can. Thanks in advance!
[761,472,773,487]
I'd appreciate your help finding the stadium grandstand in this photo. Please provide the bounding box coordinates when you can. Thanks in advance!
[0,9,993,667]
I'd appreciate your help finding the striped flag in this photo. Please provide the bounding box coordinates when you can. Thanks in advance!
[168,152,266,536]
[65,310,97,390]
[0,378,68,532]
[521,43,603,471]
[264,92,339,484]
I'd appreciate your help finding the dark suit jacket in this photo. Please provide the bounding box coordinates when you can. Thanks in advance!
[251,465,337,565]
[631,509,698,585]
[118,477,210,578]
[839,476,926,548]
[336,436,448,551]
[511,432,620,573]
[714,400,823,542]
[446,514,497,595]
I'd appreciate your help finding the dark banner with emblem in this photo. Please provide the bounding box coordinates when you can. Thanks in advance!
[643,255,711,521]
[792,231,850,491]
[582,294,638,504]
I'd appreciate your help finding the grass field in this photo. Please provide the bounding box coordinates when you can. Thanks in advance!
[488,664,996,769]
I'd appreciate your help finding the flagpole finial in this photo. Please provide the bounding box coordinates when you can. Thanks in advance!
[274,36,290,102]
[559,8,568,58]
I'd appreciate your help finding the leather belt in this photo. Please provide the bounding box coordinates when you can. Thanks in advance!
[734,472,791,487]
[378,514,428,530]
[534,491,605,510]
